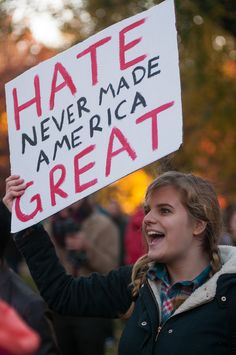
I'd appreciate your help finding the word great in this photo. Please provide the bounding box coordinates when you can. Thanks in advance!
[15,100,174,222]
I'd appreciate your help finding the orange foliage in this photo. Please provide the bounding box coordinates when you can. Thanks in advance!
[218,195,227,209]
[223,60,236,78]
[106,170,152,214]
[199,138,216,156]
[0,112,8,134]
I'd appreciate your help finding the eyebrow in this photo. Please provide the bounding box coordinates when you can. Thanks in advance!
[144,203,174,209]
[155,203,174,208]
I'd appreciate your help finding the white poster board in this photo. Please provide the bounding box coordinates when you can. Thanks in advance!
[5,0,182,232]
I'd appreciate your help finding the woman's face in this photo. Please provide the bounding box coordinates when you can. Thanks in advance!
[143,185,201,265]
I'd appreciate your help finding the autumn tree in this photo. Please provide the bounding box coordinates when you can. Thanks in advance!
[60,0,236,200]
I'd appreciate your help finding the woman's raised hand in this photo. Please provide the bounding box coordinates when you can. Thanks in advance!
[3,175,27,212]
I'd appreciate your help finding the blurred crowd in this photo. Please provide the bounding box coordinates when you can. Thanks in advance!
[1,196,147,355]
[1,196,236,355]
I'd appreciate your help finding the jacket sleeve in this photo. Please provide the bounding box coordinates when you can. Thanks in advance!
[14,224,133,318]
[0,200,11,236]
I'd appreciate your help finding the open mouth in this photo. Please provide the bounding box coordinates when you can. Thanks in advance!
[147,230,165,243]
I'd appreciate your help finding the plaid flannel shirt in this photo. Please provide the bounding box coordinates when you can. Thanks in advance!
[147,263,211,324]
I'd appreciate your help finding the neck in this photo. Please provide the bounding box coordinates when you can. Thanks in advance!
[166,250,210,284]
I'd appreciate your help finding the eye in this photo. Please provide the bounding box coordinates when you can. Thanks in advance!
[160,207,172,215]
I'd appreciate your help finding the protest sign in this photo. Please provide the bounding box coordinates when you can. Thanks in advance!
[5,0,182,232]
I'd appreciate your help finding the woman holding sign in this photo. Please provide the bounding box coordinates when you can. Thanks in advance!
[2,171,236,355]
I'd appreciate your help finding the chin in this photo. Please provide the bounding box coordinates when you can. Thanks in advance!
[147,251,163,262]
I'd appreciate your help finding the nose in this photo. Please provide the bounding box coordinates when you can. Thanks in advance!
[143,209,156,226]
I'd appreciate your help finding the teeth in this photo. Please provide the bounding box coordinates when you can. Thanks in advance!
[147,231,164,236]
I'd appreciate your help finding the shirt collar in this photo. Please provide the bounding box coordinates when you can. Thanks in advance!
[147,263,211,290]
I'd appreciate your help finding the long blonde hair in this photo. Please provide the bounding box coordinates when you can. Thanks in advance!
[124,171,223,318]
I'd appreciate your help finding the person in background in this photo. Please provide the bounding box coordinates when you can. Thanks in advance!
[221,203,236,246]
[124,205,147,265]
[48,207,76,273]
[50,197,119,355]
[3,171,236,355]
[0,299,40,355]
[105,199,128,266]
[0,201,59,355]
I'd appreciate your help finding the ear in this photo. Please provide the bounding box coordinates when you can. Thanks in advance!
[193,220,207,236]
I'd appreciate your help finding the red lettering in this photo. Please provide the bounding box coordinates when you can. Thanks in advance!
[13,75,42,131]
[136,101,175,150]
[49,164,68,206]
[74,145,98,193]
[76,37,112,86]
[15,181,43,222]
[105,127,137,177]
[49,62,77,111]
[119,18,147,71]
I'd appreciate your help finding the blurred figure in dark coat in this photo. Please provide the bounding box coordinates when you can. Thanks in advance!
[0,202,59,355]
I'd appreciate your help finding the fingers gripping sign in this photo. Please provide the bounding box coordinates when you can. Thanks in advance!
[3,175,27,212]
